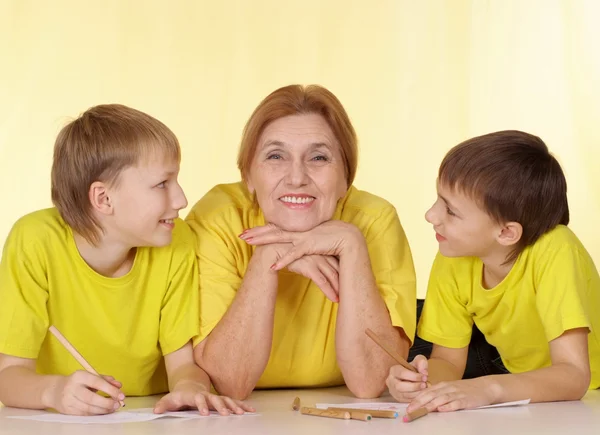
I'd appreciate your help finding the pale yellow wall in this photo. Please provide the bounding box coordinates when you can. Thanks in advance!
[1,0,599,298]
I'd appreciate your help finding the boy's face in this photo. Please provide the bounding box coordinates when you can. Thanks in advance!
[107,153,188,248]
[425,182,502,258]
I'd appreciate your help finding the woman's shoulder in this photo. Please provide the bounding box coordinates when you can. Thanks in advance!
[186,182,253,222]
[340,185,397,219]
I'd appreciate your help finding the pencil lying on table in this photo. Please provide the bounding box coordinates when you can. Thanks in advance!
[327,407,397,419]
[292,396,301,411]
[49,325,125,408]
[402,407,429,423]
[300,407,350,420]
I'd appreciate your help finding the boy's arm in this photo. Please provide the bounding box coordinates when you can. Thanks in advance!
[406,328,590,412]
[153,341,255,415]
[0,353,123,414]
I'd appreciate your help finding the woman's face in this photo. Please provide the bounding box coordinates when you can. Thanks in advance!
[247,113,348,232]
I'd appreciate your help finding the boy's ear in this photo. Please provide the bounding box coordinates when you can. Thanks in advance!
[497,221,522,247]
[89,181,113,215]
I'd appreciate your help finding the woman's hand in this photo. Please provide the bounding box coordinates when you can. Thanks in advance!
[255,244,340,302]
[240,221,364,270]
[287,254,340,302]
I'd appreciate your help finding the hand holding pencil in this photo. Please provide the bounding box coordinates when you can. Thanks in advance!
[47,326,126,415]
[386,355,431,402]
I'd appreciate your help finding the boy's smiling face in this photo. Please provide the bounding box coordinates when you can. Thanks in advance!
[106,152,188,248]
[425,182,503,258]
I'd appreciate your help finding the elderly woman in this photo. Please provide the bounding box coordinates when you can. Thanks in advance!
[186,84,416,399]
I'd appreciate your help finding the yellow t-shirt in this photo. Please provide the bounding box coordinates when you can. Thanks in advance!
[418,225,600,389]
[186,182,416,388]
[0,208,199,396]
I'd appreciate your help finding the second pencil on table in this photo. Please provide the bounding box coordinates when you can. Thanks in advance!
[292,397,301,411]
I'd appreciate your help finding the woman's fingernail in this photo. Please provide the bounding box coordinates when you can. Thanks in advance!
[114,402,120,409]
[118,393,125,400]
[270,263,277,270]
[245,237,253,243]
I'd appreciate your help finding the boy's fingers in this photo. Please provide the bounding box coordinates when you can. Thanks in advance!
[390,364,423,382]
[194,395,210,416]
[74,388,119,413]
[83,374,124,401]
[223,397,245,414]
[208,395,230,416]
[412,355,429,374]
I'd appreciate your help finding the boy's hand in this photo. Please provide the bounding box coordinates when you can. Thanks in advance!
[46,371,125,415]
[407,377,497,412]
[153,381,255,415]
[386,354,429,402]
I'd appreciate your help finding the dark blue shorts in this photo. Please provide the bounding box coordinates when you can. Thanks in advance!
[409,299,509,378]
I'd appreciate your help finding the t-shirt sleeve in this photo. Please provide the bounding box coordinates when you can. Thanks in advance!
[534,245,592,342]
[0,222,49,358]
[187,209,242,347]
[159,222,201,355]
[417,252,473,348]
[364,207,417,343]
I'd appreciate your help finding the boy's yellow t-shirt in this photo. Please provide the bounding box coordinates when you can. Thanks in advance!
[186,182,416,388]
[418,225,600,389]
[0,208,199,396]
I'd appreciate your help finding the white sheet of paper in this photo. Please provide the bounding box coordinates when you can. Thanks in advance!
[8,412,164,424]
[316,399,530,412]
[470,399,531,409]
[8,408,258,424]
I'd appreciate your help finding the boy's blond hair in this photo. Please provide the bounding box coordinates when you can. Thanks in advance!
[51,104,180,244]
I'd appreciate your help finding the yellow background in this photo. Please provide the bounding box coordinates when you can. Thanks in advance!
[1,0,599,298]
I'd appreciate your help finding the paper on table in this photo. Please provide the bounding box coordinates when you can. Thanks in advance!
[8,408,258,424]
[316,399,530,412]
[469,399,531,409]
[8,412,164,424]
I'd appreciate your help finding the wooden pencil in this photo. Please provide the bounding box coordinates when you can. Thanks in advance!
[292,396,301,411]
[49,326,125,408]
[300,407,351,420]
[349,411,372,421]
[402,407,429,423]
[365,328,431,387]
[327,407,398,419]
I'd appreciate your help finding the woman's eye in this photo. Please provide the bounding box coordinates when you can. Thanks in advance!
[312,155,328,162]
[267,154,282,160]
[446,206,456,216]
[157,181,167,188]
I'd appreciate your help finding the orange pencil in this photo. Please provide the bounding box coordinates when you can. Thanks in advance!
[49,326,125,408]
[402,407,428,423]
[300,407,351,420]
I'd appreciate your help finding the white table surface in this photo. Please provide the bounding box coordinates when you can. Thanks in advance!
[1,386,600,435]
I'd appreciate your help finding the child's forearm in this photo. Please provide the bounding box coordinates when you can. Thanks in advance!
[167,362,211,392]
[486,363,590,403]
[0,365,60,409]
[427,357,464,384]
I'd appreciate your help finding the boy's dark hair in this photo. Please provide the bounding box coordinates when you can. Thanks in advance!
[51,104,180,244]
[439,130,569,263]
